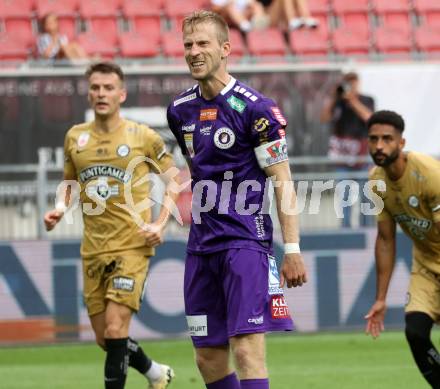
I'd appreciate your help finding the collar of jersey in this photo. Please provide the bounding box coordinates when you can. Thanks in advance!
[196,76,236,101]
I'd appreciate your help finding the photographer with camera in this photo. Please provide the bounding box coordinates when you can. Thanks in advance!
[321,72,375,227]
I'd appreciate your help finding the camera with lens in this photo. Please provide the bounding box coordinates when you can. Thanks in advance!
[336,82,352,97]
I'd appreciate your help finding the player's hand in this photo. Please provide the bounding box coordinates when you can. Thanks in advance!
[44,209,63,231]
[279,253,307,288]
[138,222,164,248]
[365,300,386,339]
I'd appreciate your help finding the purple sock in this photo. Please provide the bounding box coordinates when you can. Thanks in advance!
[206,372,241,389]
[240,378,269,389]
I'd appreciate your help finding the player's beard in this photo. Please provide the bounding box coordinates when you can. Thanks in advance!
[371,148,400,167]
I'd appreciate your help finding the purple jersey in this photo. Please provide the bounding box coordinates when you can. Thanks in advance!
[167,77,288,254]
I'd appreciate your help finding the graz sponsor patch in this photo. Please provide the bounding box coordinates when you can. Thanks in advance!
[112,277,135,292]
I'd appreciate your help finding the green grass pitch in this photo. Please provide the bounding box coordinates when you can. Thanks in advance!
[0,331,430,388]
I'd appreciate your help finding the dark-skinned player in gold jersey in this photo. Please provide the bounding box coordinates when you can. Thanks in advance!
[365,110,440,388]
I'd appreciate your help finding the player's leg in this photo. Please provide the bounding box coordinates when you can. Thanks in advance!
[405,311,440,388]
[102,300,132,389]
[184,252,240,388]
[405,262,440,388]
[90,311,106,349]
[230,333,268,388]
[223,249,293,388]
[194,345,239,387]
[105,255,174,388]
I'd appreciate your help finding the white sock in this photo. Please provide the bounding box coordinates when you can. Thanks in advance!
[239,20,252,32]
[145,361,163,381]
[289,18,303,30]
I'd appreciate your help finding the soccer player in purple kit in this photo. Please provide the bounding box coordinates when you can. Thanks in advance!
[167,10,307,389]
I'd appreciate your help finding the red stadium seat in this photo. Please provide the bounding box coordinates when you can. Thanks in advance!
[247,28,286,57]
[119,31,160,58]
[130,16,161,35]
[332,27,370,55]
[414,25,440,53]
[308,0,329,15]
[0,0,33,18]
[0,33,29,60]
[372,0,412,34]
[336,13,370,36]
[229,29,245,58]
[371,0,410,14]
[414,0,440,28]
[289,27,329,57]
[161,30,184,57]
[164,0,205,29]
[381,13,411,33]
[76,31,117,58]
[332,0,369,14]
[413,0,440,13]
[79,0,120,18]
[122,0,162,17]
[374,27,412,54]
[86,17,119,45]
[36,0,78,17]
[4,19,34,46]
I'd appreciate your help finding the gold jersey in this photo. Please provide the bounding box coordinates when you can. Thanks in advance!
[64,119,174,258]
[370,151,440,274]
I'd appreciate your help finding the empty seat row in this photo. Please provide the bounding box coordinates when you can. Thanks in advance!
[0,0,206,18]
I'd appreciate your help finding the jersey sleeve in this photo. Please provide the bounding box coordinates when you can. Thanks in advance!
[143,127,175,174]
[425,170,440,223]
[167,104,187,156]
[63,129,76,180]
[250,99,289,168]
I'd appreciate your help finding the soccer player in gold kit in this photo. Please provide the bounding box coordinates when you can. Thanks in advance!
[44,62,177,389]
[365,110,440,388]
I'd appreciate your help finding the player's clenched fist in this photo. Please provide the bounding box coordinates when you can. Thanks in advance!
[280,254,308,288]
[44,209,63,231]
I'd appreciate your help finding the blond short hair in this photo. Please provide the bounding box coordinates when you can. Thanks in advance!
[182,10,229,44]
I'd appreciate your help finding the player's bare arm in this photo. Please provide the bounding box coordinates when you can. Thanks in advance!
[365,218,397,338]
[44,174,75,231]
[264,160,307,288]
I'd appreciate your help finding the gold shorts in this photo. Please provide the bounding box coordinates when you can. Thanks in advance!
[82,254,150,316]
[406,260,440,322]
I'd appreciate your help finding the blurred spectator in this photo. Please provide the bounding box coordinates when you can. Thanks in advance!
[37,13,88,63]
[258,0,319,30]
[320,72,375,227]
[211,0,269,32]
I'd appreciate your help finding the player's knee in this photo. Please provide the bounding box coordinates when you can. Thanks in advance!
[405,312,433,343]
[195,349,227,376]
[104,322,125,339]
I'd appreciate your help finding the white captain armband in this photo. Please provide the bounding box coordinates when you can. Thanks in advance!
[254,138,288,168]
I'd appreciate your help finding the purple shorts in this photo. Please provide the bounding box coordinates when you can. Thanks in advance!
[184,248,293,348]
